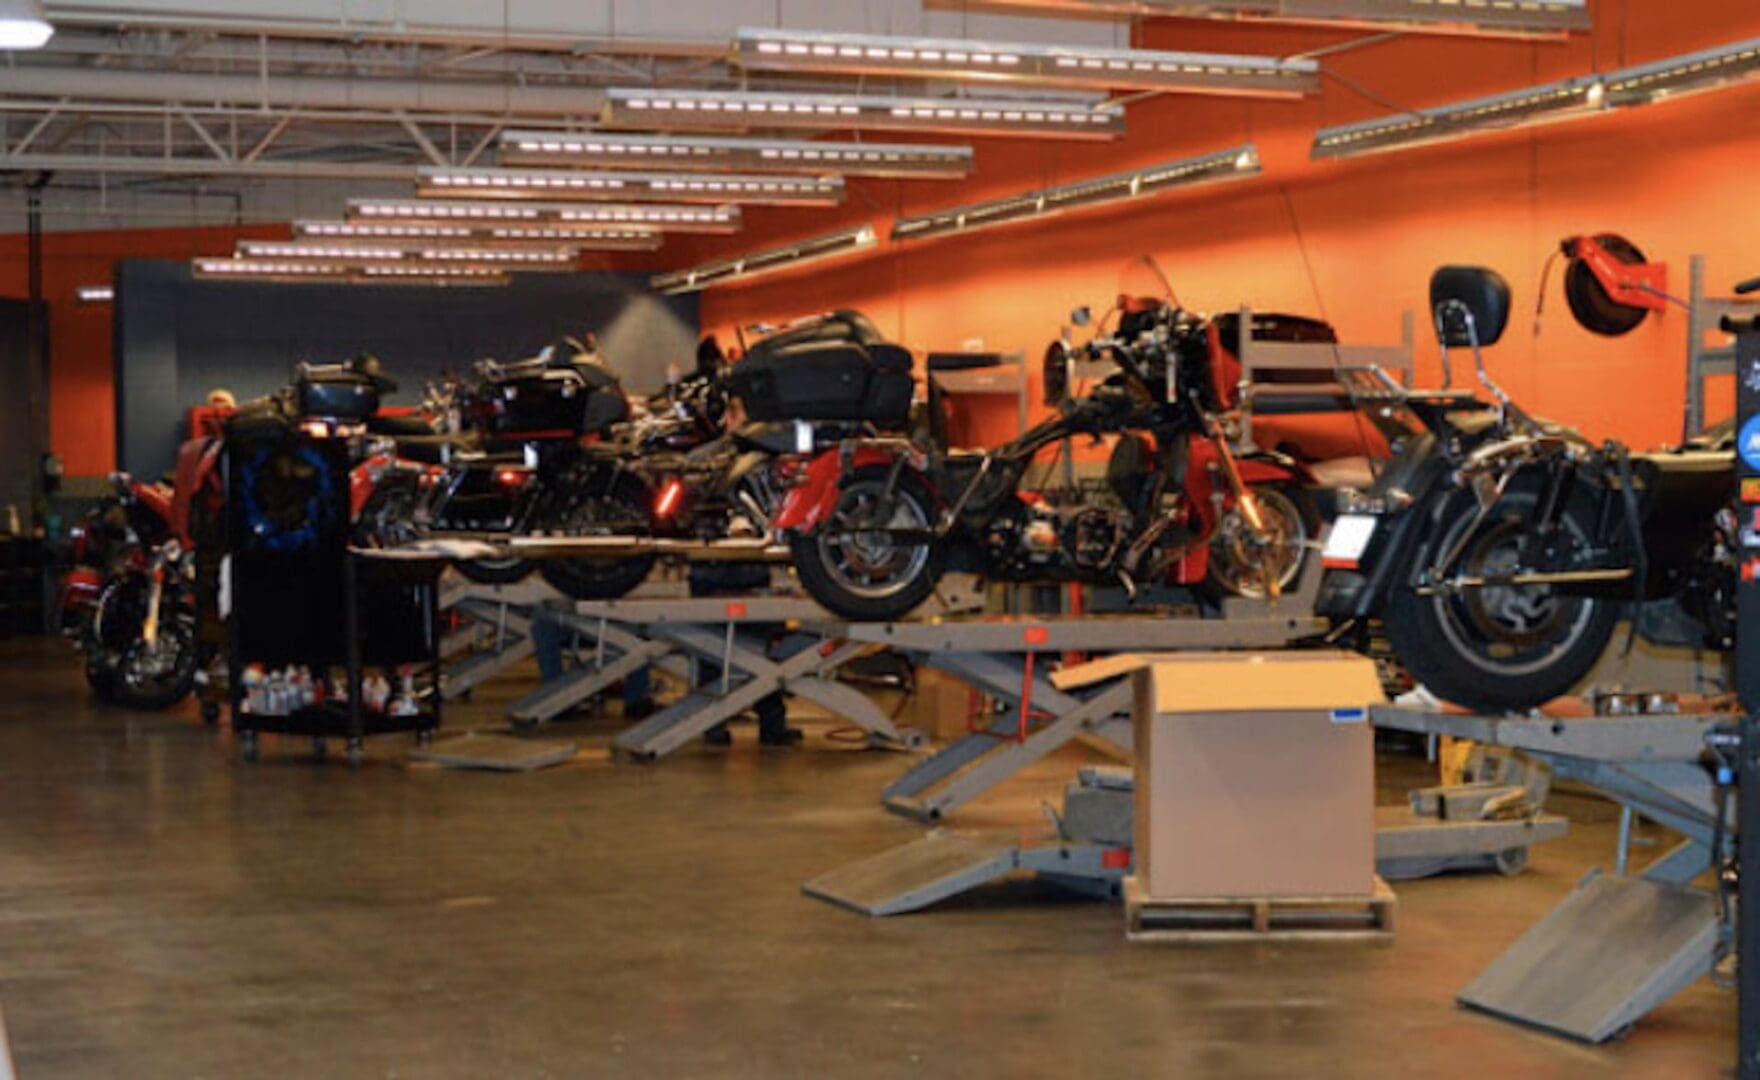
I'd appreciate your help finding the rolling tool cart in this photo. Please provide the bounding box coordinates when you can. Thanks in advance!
[224,427,442,764]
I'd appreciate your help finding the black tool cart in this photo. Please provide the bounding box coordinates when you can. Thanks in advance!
[222,362,444,764]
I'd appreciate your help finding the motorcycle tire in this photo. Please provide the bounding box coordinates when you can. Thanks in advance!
[104,617,200,711]
[84,650,118,701]
[537,475,658,600]
[1382,490,1620,713]
[454,557,537,586]
[1201,482,1319,602]
[789,465,944,622]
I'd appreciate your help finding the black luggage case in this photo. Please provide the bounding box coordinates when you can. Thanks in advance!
[725,310,914,427]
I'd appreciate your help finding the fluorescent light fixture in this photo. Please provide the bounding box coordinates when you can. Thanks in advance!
[497,131,974,179]
[653,224,879,295]
[0,0,53,50]
[891,144,1259,242]
[923,0,1588,39]
[193,258,510,286]
[76,283,113,303]
[736,27,1316,98]
[605,88,1124,141]
[237,241,579,269]
[417,166,844,206]
[1313,35,1760,159]
[346,198,741,233]
[294,219,662,249]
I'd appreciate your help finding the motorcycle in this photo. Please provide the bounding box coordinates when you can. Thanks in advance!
[355,341,655,599]
[83,538,200,709]
[57,471,176,637]
[1316,264,1739,712]
[774,258,1320,622]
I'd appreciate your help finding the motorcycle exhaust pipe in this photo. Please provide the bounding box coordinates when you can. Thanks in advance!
[1418,567,1635,594]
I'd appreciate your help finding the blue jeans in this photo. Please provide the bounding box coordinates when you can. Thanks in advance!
[530,609,650,707]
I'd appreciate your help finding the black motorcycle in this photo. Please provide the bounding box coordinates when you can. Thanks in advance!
[358,342,655,599]
[1317,265,1737,712]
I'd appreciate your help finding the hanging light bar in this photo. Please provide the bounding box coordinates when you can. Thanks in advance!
[653,225,879,295]
[237,241,580,269]
[497,131,975,179]
[193,258,511,286]
[76,284,114,303]
[735,28,1317,98]
[891,144,1259,243]
[345,198,741,233]
[294,219,663,250]
[923,0,1588,39]
[605,88,1124,140]
[1312,35,1760,159]
[417,166,844,206]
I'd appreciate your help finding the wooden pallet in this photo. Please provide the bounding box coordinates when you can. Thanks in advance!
[1123,875,1396,944]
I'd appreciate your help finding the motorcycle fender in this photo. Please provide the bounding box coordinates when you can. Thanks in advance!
[1236,451,1314,487]
[772,447,897,532]
[1316,444,1457,619]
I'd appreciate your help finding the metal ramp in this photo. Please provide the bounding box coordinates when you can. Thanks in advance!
[1373,705,1730,1044]
[803,831,1127,917]
[1459,873,1721,1043]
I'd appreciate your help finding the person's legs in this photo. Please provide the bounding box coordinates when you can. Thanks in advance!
[622,664,654,718]
[530,610,566,682]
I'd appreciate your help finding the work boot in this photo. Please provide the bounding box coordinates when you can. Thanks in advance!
[758,725,803,747]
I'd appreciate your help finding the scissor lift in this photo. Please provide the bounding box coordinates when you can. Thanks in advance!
[503,593,958,759]
[858,563,1327,822]
[435,575,561,701]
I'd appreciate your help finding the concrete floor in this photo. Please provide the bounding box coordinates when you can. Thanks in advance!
[0,636,1736,1078]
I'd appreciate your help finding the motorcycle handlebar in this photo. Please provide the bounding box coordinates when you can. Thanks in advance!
[1735,275,1760,296]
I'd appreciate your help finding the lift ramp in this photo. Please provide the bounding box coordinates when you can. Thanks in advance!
[1458,872,1722,1044]
[802,831,1126,917]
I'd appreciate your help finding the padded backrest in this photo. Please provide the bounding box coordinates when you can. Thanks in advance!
[1430,266,1511,347]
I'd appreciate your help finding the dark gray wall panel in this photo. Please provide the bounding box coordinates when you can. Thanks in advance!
[115,260,697,478]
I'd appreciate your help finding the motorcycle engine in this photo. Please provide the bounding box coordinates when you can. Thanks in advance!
[988,494,1129,576]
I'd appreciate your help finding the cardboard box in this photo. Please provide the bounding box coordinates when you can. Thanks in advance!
[1063,651,1382,901]
[901,665,977,742]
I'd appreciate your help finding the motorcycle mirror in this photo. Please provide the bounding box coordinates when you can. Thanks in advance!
[1070,306,1092,328]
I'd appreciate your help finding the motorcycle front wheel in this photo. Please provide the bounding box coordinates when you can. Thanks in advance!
[790,465,944,622]
[106,613,199,710]
[537,475,658,600]
[1202,482,1317,601]
[1382,490,1619,713]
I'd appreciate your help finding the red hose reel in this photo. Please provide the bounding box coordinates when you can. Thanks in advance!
[1557,233,1670,337]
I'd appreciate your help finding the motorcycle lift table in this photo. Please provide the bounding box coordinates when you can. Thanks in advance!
[1372,705,1730,1044]
[848,569,1327,823]
[805,746,1567,916]
[502,594,929,760]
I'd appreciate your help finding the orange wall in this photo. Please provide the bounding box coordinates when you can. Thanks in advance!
[0,223,289,477]
[696,0,1760,453]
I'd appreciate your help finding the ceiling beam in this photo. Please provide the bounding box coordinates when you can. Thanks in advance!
[0,150,416,180]
[0,65,609,118]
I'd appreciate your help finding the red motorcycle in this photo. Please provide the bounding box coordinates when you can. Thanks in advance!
[774,259,1323,621]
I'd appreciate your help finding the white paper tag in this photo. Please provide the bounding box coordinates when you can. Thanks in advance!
[1321,514,1378,566]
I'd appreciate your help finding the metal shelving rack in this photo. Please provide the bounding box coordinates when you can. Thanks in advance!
[1684,254,1760,438]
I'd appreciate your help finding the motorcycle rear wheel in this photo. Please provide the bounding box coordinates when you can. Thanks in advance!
[1383,491,1620,712]
[790,466,944,622]
[538,476,658,600]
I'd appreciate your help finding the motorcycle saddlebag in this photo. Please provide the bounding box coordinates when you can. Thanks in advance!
[482,365,628,437]
[296,372,381,422]
[726,310,914,427]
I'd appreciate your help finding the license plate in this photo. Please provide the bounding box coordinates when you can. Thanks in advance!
[1321,514,1378,569]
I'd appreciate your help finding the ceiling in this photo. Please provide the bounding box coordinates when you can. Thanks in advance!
[2,1,1130,228]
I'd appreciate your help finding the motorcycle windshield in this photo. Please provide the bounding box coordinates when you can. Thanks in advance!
[1115,255,1179,317]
